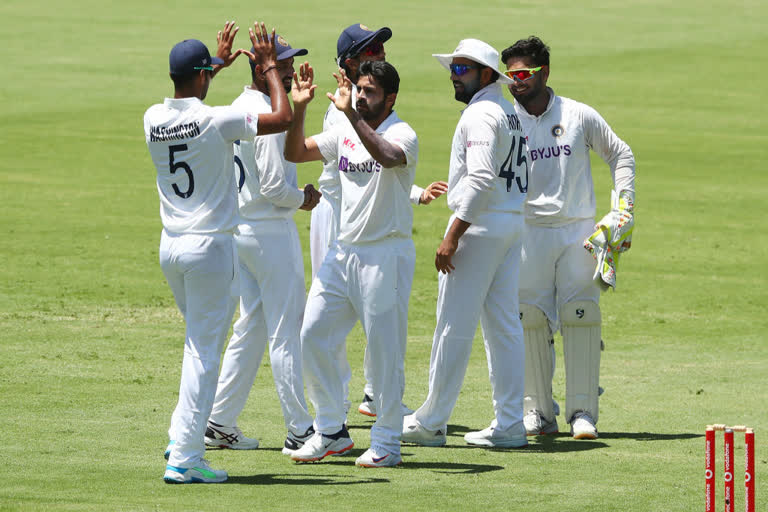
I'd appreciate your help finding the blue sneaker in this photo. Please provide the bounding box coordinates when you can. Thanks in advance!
[163,459,227,484]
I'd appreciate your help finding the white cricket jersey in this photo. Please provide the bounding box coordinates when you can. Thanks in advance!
[317,86,357,211]
[313,110,418,244]
[231,87,304,227]
[144,97,259,234]
[447,83,528,234]
[514,88,635,227]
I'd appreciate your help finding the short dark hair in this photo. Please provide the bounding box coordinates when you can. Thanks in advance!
[501,36,550,67]
[170,71,200,90]
[359,60,399,97]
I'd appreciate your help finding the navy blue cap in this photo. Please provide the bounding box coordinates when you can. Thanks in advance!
[336,23,392,63]
[169,39,225,75]
[249,34,308,72]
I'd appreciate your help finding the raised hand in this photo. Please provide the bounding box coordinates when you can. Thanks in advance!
[215,21,245,69]
[292,62,318,107]
[326,68,354,114]
[244,21,277,70]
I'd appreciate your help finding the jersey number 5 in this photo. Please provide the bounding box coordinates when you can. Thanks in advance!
[499,136,528,193]
[234,140,245,192]
[169,144,194,198]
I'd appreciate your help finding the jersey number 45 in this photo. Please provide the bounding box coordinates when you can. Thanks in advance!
[499,135,528,194]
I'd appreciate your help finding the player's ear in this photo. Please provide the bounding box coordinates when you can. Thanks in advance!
[344,57,358,75]
[481,66,494,86]
[385,92,397,111]
[540,65,550,83]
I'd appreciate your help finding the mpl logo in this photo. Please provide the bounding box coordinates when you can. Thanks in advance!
[343,137,356,151]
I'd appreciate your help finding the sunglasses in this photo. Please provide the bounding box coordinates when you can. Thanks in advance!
[504,66,543,82]
[449,63,479,76]
[360,40,384,57]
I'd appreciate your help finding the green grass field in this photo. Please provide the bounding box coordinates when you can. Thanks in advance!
[1,0,766,510]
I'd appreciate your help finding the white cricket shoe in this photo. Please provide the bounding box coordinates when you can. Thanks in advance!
[570,412,598,440]
[358,394,415,417]
[204,421,259,450]
[401,415,446,446]
[163,459,227,484]
[355,448,402,468]
[523,410,559,436]
[464,425,528,448]
[291,426,354,462]
[282,426,315,455]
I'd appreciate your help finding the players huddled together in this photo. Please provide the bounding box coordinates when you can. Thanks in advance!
[144,20,635,484]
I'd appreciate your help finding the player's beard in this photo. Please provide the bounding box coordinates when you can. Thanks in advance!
[282,76,293,94]
[510,78,544,106]
[453,77,481,104]
[357,97,385,121]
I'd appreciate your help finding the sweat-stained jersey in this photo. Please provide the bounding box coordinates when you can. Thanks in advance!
[514,88,635,227]
[447,83,528,235]
[231,87,304,227]
[144,97,259,234]
[312,110,418,244]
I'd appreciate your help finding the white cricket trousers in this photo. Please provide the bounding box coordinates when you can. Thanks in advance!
[413,215,525,433]
[301,238,415,453]
[519,219,600,331]
[159,230,237,467]
[209,220,313,434]
[309,196,373,401]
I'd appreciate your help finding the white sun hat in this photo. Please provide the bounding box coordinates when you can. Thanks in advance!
[433,38,513,85]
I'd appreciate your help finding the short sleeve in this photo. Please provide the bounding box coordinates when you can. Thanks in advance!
[311,125,342,164]
[384,122,419,168]
[211,106,259,143]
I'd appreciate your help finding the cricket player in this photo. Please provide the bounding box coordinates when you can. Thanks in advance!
[203,35,321,456]
[145,22,292,483]
[501,36,635,439]
[312,23,447,418]
[285,60,418,467]
[402,39,529,449]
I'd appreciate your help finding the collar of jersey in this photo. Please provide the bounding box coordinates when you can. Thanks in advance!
[462,82,502,112]
[164,97,203,108]
[514,87,557,119]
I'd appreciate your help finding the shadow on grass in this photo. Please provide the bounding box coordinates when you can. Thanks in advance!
[226,473,389,485]
[397,460,504,474]
[293,458,504,475]
[598,432,702,441]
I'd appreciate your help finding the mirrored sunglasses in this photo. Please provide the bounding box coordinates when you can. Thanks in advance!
[361,40,384,57]
[504,66,543,82]
[449,63,479,76]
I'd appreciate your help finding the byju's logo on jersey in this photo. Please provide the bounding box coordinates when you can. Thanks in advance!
[529,145,571,161]
[467,140,490,148]
[339,156,382,174]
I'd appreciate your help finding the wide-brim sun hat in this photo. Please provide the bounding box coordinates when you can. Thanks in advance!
[432,38,513,85]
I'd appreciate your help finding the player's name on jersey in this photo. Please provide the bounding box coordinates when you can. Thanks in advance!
[150,122,201,142]
[506,113,522,131]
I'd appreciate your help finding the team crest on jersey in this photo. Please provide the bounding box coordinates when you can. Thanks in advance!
[360,24,371,31]
[551,124,565,137]
[277,35,288,46]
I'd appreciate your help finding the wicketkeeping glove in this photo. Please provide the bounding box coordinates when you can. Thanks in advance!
[584,189,635,290]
